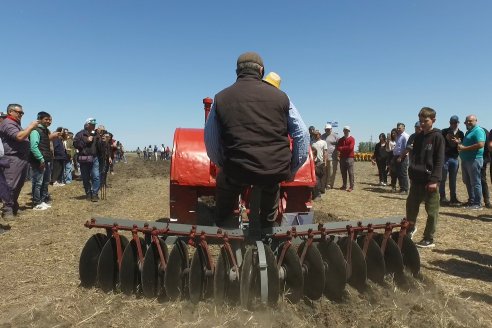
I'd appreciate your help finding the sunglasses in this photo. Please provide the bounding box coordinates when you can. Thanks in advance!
[12,109,24,116]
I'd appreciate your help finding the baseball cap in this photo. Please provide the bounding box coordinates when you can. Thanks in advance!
[85,118,97,125]
[450,115,459,123]
[414,121,420,127]
[325,123,332,129]
[343,126,350,131]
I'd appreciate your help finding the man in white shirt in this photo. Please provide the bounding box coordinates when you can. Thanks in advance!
[393,123,410,194]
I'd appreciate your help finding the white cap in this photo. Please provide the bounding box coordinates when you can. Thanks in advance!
[325,123,332,129]
[85,117,96,125]
[343,125,350,131]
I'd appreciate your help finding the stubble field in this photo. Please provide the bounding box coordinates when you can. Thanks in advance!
[0,154,491,328]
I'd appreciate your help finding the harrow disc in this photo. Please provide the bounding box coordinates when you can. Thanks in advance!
[373,234,404,276]
[97,235,129,292]
[164,240,189,300]
[214,246,239,305]
[357,235,386,284]
[141,237,169,298]
[120,237,146,295]
[392,232,420,277]
[240,244,280,309]
[317,239,346,301]
[338,237,367,292]
[189,245,213,304]
[298,241,325,300]
[277,243,303,304]
[79,233,108,288]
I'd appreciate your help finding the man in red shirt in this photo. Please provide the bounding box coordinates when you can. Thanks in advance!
[337,126,355,192]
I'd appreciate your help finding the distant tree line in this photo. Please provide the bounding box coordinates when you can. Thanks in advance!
[358,141,376,153]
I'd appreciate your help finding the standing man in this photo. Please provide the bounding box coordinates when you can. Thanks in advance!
[406,107,445,248]
[204,53,309,229]
[480,127,490,208]
[458,115,486,210]
[439,115,464,206]
[29,112,58,210]
[337,126,355,192]
[393,123,410,194]
[74,118,101,202]
[322,123,339,190]
[311,131,328,194]
[0,104,39,219]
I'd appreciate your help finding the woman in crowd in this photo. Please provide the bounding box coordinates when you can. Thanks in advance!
[372,133,389,185]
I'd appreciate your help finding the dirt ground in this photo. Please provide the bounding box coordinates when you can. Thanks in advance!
[0,154,491,328]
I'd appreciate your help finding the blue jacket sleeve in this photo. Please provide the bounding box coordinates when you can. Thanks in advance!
[287,100,309,175]
[204,102,224,167]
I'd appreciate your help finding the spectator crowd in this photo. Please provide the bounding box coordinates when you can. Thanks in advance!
[136,144,171,161]
[308,111,491,248]
[0,104,130,230]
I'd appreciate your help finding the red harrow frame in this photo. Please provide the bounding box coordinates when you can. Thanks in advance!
[79,98,420,307]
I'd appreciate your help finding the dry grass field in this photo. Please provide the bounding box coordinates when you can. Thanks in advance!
[0,155,491,327]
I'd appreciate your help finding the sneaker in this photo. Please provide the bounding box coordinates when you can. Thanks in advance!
[399,190,408,195]
[40,202,52,208]
[91,194,99,202]
[408,226,418,240]
[440,198,449,206]
[471,205,483,211]
[53,182,65,187]
[391,187,397,192]
[339,186,347,190]
[326,185,331,190]
[346,188,353,192]
[381,182,387,186]
[449,200,461,207]
[416,239,435,248]
[33,203,49,211]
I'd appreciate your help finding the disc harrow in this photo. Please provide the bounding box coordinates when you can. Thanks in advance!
[80,216,420,307]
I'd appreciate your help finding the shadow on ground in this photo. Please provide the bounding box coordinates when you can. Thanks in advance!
[424,258,492,283]
[433,248,492,267]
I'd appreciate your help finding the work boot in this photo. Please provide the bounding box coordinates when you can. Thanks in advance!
[91,194,99,202]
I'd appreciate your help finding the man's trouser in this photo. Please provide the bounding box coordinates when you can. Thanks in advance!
[215,171,279,229]
[3,156,29,214]
[80,157,100,196]
[461,158,483,206]
[439,156,459,202]
[481,160,490,206]
[315,163,325,197]
[31,162,52,205]
[323,160,336,189]
[340,157,354,189]
[395,156,409,191]
[406,181,440,242]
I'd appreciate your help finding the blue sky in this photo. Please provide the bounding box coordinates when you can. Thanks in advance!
[1,1,491,150]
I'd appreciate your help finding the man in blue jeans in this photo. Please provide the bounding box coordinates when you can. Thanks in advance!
[439,115,465,206]
[458,115,486,210]
[29,111,59,210]
[73,118,101,202]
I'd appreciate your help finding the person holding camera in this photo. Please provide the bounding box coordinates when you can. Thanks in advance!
[439,115,465,206]
[73,118,102,202]
[51,127,68,186]
[0,104,39,220]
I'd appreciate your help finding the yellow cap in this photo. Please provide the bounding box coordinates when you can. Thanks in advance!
[263,72,281,89]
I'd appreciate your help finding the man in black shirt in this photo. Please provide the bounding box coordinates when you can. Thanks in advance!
[439,115,465,206]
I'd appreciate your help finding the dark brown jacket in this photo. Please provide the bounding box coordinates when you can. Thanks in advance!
[214,70,291,185]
